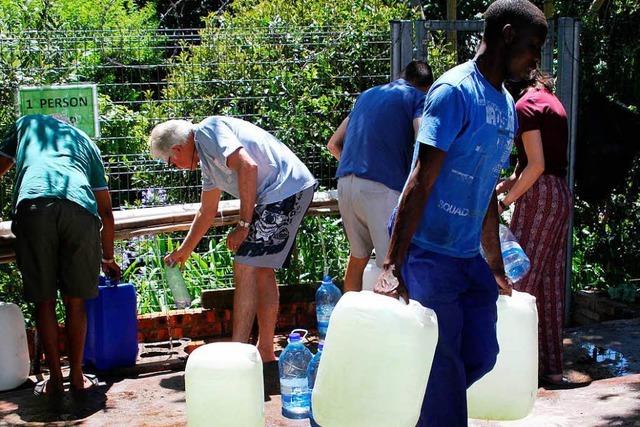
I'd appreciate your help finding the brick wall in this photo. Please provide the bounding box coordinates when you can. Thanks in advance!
[136,301,317,342]
[27,300,318,358]
[572,290,640,325]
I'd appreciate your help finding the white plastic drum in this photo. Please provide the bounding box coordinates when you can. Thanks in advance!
[0,302,30,391]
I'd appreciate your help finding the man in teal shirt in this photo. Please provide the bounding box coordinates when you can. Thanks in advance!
[0,115,120,398]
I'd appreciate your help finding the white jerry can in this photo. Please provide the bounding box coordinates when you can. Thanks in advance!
[361,260,382,292]
[312,291,438,427]
[185,343,264,427]
[467,290,539,420]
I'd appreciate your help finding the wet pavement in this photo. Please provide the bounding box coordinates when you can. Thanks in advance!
[1,319,639,426]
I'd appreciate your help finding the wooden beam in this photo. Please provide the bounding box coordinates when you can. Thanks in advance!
[446,0,458,50]
[0,191,339,263]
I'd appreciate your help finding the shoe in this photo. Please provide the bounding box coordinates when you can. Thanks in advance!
[540,375,590,390]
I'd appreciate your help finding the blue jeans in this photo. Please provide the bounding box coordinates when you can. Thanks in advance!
[402,244,499,427]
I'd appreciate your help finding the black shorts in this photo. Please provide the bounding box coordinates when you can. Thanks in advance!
[12,198,102,303]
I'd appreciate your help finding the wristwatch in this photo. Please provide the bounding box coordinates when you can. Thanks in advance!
[237,219,251,229]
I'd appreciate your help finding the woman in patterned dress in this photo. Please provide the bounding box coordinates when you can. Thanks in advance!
[497,70,572,387]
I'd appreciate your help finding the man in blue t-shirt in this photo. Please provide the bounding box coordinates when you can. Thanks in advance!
[374,1,548,426]
[327,61,432,292]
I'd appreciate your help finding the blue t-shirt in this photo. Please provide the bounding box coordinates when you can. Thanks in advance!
[336,79,426,193]
[195,116,316,205]
[412,61,517,258]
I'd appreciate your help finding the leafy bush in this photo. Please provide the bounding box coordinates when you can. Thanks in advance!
[572,155,640,294]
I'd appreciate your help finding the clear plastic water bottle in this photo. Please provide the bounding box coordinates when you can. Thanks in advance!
[164,265,192,309]
[279,330,313,419]
[316,275,341,340]
[307,341,324,427]
[499,225,531,283]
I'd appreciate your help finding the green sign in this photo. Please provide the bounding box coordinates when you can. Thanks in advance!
[17,84,100,137]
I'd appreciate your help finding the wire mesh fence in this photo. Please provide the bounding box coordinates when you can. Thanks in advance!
[0,25,390,312]
[0,26,391,214]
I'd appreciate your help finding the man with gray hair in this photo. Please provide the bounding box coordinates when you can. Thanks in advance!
[149,116,316,362]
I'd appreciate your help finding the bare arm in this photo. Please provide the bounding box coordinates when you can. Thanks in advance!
[166,188,222,265]
[94,189,121,280]
[413,117,421,138]
[225,147,258,251]
[500,130,545,209]
[0,157,13,177]
[481,191,511,295]
[327,117,349,161]
[378,144,447,300]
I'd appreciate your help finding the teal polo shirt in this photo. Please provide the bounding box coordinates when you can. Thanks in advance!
[0,115,108,216]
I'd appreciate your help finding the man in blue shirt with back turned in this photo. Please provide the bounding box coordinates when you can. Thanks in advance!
[327,60,433,292]
[374,0,548,425]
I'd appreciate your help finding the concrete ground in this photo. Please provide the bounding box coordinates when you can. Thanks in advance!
[1,319,639,426]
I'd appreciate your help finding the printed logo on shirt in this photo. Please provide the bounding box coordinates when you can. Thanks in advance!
[451,169,474,184]
[438,199,470,217]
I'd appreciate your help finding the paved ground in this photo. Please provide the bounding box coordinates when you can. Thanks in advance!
[1,319,639,426]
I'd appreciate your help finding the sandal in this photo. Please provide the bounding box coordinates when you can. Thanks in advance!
[70,373,99,398]
[33,378,64,398]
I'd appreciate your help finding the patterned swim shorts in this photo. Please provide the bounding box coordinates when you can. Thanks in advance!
[235,185,315,269]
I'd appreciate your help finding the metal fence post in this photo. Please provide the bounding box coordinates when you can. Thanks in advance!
[390,20,413,81]
[541,19,555,74]
[556,17,581,325]
[414,20,428,62]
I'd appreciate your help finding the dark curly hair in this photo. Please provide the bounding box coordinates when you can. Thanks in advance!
[483,0,547,42]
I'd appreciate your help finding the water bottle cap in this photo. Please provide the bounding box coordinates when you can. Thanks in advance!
[322,275,332,284]
[288,332,302,342]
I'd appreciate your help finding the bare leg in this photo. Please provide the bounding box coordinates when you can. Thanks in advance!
[343,254,369,293]
[64,296,91,390]
[232,261,258,343]
[35,299,64,395]
[256,268,279,362]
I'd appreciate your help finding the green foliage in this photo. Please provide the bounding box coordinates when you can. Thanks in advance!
[121,215,349,315]
[572,155,640,293]
[151,0,419,162]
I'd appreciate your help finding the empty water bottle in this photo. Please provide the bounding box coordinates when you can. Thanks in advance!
[307,341,324,427]
[279,330,313,419]
[499,225,531,283]
[316,275,341,339]
[164,265,192,309]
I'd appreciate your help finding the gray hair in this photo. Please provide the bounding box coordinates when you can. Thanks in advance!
[149,119,194,161]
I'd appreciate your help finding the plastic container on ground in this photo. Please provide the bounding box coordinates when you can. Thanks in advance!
[279,329,313,419]
[307,341,324,427]
[499,224,531,282]
[164,265,192,309]
[312,291,438,427]
[315,276,341,340]
[84,276,138,371]
[0,302,30,391]
[362,260,382,292]
[467,290,538,420]
[185,342,264,427]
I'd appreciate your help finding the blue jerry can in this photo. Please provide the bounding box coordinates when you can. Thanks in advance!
[84,276,138,371]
